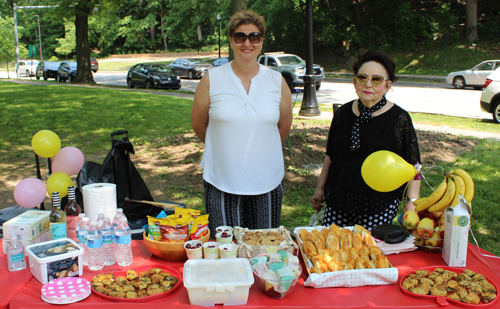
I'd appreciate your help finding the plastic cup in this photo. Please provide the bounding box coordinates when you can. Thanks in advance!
[216,232,234,244]
[215,226,233,235]
[184,240,203,259]
[219,244,238,258]
[203,241,221,259]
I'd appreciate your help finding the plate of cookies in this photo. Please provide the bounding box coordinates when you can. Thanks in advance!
[400,266,498,307]
[234,226,298,258]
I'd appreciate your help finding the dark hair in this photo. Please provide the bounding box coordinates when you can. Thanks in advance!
[352,50,397,82]
[228,10,266,38]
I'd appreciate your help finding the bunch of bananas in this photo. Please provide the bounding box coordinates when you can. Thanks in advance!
[414,169,474,212]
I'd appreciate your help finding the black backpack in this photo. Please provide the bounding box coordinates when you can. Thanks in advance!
[76,130,160,221]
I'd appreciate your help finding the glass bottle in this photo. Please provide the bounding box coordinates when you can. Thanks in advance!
[49,192,67,240]
[64,186,81,242]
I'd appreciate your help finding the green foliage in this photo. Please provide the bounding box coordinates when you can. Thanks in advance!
[55,21,76,59]
[0,16,28,62]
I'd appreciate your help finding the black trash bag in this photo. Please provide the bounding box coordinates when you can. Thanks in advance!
[76,130,161,221]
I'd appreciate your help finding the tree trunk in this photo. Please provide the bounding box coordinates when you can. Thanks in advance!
[74,4,94,84]
[150,26,156,51]
[229,0,247,61]
[466,0,477,43]
[160,10,168,52]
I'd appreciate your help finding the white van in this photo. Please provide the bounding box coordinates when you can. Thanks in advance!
[17,60,40,77]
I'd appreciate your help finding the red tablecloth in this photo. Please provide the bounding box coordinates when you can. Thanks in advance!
[6,241,500,309]
[0,241,33,309]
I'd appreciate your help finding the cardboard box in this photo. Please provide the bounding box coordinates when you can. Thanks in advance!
[2,209,51,241]
[442,198,472,267]
[25,238,84,284]
[183,258,254,306]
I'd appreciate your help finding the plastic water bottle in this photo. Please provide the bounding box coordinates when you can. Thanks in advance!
[115,217,133,266]
[78,217,90,266]
[97,213,105,227]
[87,221,104,270]
[75,213,86,240]
[101,217,116,266]
[112,209,126,228]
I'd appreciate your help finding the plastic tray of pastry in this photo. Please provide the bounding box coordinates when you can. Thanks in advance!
[91,263,181,302]
[400,266,498,307]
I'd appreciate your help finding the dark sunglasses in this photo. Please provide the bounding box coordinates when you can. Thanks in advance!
[233,32,262,44]
[355,73,385,87]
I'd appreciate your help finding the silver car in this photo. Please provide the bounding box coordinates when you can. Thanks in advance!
[446,60,500,89]
[17,60,40,77]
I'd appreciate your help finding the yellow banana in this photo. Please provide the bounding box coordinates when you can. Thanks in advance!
[428,177,456,212]
[414,179,448,211]
[452,169,474,203]
[449,174,466,207]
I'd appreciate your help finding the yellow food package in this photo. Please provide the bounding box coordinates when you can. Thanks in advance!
[175,208,201,219]
[147,216,162,241]
[158,217,191,242]
[189,214,209,240]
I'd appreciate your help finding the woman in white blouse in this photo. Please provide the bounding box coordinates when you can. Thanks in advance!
[191,10,292,236]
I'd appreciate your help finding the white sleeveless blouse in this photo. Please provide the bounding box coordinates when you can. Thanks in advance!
[200,62,284,195]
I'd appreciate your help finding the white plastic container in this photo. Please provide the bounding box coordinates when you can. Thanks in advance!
[25,238,84,284]
[183,258,254,306]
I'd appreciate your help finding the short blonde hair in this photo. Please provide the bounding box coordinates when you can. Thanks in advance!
[228,10,266,38]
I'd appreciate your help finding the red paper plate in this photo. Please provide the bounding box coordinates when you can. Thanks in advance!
[400,266,498,308]
[91,263,182,302]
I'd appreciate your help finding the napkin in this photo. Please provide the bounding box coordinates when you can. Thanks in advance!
[375,235,418,255]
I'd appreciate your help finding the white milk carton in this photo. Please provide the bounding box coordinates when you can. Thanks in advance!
[442,197,472,267]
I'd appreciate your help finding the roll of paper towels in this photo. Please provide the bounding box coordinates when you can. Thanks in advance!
[82,183,117,222]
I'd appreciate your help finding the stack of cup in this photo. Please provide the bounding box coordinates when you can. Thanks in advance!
[215,226,234,245]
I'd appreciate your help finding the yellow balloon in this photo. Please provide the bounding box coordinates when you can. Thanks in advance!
[31,130,61,158]
[46,172,73,198]
[361,150,417,192]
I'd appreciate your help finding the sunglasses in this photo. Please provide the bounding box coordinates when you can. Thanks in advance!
[355,73,385,87]
[233,32,262,44]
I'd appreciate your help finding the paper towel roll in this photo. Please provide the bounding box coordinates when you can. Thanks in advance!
[82,183,117,222]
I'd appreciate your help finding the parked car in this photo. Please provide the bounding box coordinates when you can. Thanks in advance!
[57,61,77,82]
[480,68,500,123]
[212,57,229,67]
[91,57,99,73]
[127,63,181,90]
[167,58,212,79]
[258,52,325,92]
[446,60,500,89]
[36,61,60,80]
[16,60,39,76]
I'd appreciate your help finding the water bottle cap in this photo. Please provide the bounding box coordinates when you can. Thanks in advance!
[91,221,98,226]
[82,217,90,222]
[98,213,104,218]
[104,217,111,222]
[79,213,86,218]
[116,208,123,214]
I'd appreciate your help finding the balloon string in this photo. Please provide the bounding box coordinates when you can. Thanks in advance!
[469,229,500,259]
[419,164,445,192]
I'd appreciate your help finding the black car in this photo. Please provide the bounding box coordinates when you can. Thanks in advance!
[57,61,77,82]
[127,63,181,90]
[212,57,229,67]
[35,61,60,80]
[167,58,212,79]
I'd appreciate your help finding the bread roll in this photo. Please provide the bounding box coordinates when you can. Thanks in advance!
[311,266,323,274]
[355,257,365,269]
[298,229,309,242]
[340,232,353,250]
[364,259,376,269]
[306,233,318,244]
[354,224,370,236]
[326,234,340,251]
[369,247,383,261]
[376,254,389,268]
[317,232,328,246]
[312,255,327,272]
[303,241,317,259]
[352,231,363,250]
[329,249,341,262]
[349,248,360,261]
[311,229,320,237]
[340,248,350,261]
[359,245,370,258]
[327,261,342,272]
[340,260,354,270]
[329,224,341,237]
[320,227,329,237]
[363,233,377,249]
[316,247,325,257]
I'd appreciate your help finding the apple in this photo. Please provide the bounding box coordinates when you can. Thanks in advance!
[432,211,443,221]
[425,230,444,249]
[417,217,436,238]
[403,211,420,230]
[418,210,434,220]
[412,229,425,246]
[436,213,446,229]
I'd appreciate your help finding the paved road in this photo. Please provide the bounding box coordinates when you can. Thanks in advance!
[0,70,492,121]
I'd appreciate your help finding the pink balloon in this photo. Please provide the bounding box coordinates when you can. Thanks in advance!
[52,147,85,175]
[14,178,47,208]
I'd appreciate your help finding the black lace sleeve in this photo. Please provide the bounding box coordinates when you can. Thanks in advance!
[394,111,420,166]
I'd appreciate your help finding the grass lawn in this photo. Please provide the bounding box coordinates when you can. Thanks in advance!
[0,81,499,256]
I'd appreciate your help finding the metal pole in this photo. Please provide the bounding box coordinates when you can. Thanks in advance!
[217,13,221,59]
[14,3,20,79]
[298,0,320,117]
[35,15,43,61]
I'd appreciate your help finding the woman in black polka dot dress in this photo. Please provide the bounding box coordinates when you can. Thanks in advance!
[311,50,421,231]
